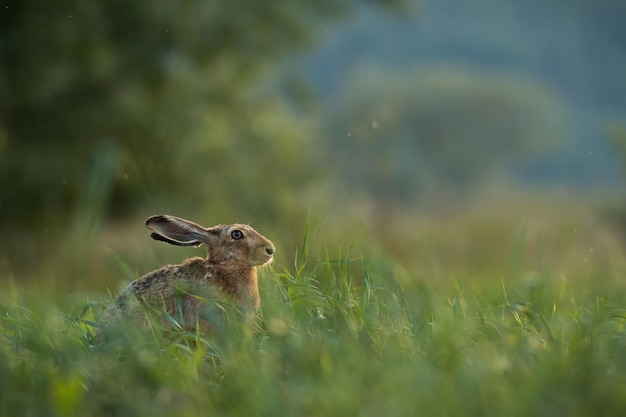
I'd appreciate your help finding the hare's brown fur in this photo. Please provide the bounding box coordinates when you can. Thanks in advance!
[98,216,275,335]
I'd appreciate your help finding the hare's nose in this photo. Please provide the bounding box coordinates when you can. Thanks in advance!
[265,247,274,256]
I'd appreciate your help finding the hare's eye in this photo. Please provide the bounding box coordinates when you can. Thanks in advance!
[231,230,244,240]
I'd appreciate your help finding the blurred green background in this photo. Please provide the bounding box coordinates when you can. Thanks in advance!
[1,0,626,295]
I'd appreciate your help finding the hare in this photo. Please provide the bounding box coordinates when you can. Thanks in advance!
[98,215,275,336]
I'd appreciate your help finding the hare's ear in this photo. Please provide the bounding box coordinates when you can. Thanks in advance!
[145,215,212,247]
[149,232,200,247]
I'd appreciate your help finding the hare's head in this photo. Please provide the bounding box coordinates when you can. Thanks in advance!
[145,215,275,267]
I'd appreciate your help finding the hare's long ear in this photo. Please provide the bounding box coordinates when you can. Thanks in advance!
[145,215,213,247]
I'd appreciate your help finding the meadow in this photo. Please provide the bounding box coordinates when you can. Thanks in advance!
[2,202,626,417]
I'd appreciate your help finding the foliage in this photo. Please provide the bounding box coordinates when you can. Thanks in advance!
[0,0,400,229]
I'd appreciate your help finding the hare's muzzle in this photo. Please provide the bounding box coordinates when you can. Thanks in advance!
[256,241,275,265]
[242,225,274,266]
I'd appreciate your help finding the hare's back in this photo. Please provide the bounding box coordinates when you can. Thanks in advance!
[126,257,212,302]
[98,257,223,336]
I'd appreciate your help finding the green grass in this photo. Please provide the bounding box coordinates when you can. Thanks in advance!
[2,241,626,416]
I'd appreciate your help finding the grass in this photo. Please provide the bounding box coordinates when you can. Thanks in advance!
[2,220,626,416]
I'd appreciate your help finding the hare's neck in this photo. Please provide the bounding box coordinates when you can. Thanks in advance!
[214,264,260,312]
[242,268,260,312]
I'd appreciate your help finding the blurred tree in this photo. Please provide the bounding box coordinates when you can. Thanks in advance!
[325,67,567,204]
[0,0,402,231]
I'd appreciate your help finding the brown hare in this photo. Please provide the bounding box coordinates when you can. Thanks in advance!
[98,215,275,337]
